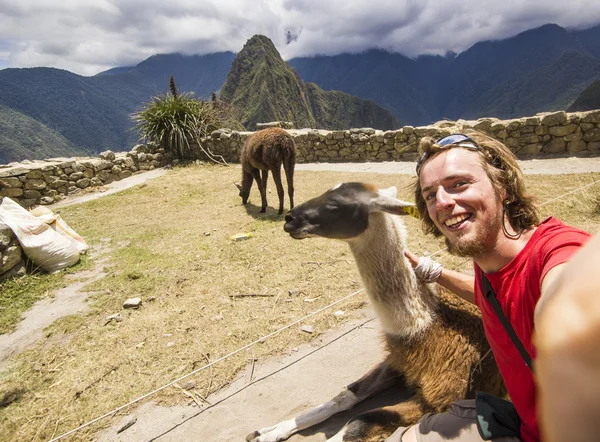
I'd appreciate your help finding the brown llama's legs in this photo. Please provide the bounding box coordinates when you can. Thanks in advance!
[271,168,285,215]
[327,398,429,442]
[261,170,269,194]
[250,168,267,212]
[283,160,294,209]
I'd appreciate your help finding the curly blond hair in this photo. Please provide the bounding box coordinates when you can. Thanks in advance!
[414,130,539,238]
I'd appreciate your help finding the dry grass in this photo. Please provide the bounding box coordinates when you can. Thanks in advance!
[0,163,599,441]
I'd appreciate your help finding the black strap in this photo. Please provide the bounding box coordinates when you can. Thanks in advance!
[481,274,533,371]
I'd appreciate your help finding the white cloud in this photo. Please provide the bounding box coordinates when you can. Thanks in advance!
[0,0,599,75]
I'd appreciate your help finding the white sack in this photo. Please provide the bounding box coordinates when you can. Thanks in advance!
[29,206,89,253]
[0,197,80,272]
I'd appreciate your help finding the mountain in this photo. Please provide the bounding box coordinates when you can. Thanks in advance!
[219,35,400,130]
[574,24,600,59]
[0,52,236,160]
[288,50,445,125]
[289,23,600,125]
[2,22,600,161]
[568,80,600,111]
[0,67,155,155]
[439,24,600,120]
[96,66,136,76]
[0,105,88,163]
[115,52,236,99]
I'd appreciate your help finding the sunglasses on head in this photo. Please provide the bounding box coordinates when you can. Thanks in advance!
[416,134,481,175]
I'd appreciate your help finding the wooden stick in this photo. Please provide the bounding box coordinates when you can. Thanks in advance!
[193,389,212,405]
[202,353,213,399]
[174,383,202,408]
[247,357,258,383]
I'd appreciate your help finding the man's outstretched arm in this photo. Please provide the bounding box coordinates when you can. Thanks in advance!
[534,230,600,442]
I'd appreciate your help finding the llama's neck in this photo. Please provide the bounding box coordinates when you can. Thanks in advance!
[241,170,253,189]
[348,212,438,339]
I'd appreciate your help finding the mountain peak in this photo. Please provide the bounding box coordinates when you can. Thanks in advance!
[219,35,315,129]
[245,34,277,47]
[219,35,399,130]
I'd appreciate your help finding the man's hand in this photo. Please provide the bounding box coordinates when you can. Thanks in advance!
[404,249,420,269]
[404,249,475,304]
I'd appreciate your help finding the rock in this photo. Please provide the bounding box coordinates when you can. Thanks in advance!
[123,298,142,309]
[540,111,567,126]
[105,313,123,325]
[300,325,314,334]
[0,259,26,282]
[39,196,55,205]
[117,417,137,434]
[182,381,196,390]
[256,121,295,129]
[542,138,566,154]
[1,245,22,275]
[0,223,13,248]
[583,127,600,142]
[99,150,116,161]
[549,124,577,137]
[0,177,23,188]
[0,187,24,198]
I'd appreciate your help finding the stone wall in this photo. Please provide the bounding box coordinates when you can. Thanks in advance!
[201,110,600,163]
[2,109,600,211]
[0,144,171,208]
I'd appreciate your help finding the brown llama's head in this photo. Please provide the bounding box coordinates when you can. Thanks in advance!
[234,182,250,204]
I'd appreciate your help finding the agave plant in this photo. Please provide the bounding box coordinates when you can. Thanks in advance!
[132,77,227,164]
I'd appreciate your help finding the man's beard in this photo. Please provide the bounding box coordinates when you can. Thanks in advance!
[444,212,503,258]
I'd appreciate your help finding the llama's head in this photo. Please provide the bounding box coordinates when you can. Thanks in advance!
[284,182,415,240]
[234,182,250,204]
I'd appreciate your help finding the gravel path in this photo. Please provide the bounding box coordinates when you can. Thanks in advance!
[296,156,600,175]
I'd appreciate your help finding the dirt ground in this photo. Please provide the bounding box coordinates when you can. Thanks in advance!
[0,169,169,371]
[3,157,600,441]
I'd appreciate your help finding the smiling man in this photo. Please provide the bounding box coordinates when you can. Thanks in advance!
[386,131,593,442]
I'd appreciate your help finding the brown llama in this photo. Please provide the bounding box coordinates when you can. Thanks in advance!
[235,127,296,215]
[247,183,505,442]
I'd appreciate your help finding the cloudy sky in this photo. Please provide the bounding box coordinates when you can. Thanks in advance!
[1,0,600,76]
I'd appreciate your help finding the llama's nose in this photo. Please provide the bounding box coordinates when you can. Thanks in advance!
[283,214,295,232]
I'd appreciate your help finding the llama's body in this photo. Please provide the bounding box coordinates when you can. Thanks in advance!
[236,127,296,214]
[247,183,505,442]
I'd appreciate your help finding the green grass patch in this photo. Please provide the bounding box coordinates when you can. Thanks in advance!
[0,257,91,334]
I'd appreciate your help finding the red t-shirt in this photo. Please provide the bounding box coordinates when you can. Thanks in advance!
[474,217,591,442]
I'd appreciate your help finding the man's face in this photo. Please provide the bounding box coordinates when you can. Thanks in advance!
[418,148,505,257]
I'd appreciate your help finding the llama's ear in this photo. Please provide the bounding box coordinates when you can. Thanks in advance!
[371,193,417,217]
[378,186,397,198]
[234,182,243,191]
